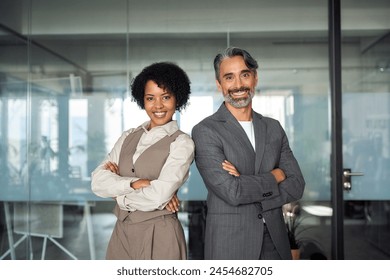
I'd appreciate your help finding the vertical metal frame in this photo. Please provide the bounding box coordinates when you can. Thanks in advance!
[328,0,344,260]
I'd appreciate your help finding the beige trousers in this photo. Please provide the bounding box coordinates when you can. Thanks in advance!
[106,213,187,260]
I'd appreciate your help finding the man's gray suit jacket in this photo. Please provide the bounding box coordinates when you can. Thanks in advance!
[192,103,305,260]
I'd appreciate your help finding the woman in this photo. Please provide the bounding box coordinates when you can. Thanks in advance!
[91,62,194,260]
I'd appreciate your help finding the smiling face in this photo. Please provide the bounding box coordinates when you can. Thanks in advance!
[216,55,258,109]
[144,80,176,129]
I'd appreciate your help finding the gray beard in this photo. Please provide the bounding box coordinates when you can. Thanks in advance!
[224,91,254,108]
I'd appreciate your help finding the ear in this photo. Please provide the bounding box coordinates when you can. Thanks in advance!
[215,79,222,91]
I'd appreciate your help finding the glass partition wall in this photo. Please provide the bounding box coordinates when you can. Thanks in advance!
[0,0,389,260]
[341,0,390,259]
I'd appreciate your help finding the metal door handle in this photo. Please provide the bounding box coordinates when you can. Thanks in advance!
[343,171,364,177]
[342,168,364,191]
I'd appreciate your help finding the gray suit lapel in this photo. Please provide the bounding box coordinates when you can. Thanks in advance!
[216,104,255,154]
[253,111,266,173]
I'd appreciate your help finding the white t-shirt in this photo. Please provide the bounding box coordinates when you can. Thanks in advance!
[239,121,255,151]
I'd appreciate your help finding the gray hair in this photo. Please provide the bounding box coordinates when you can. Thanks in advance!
[213,47,259,82]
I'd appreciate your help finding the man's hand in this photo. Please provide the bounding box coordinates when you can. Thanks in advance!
[222,160,240,177]
[271,168,286,183]
[165,194,180,213]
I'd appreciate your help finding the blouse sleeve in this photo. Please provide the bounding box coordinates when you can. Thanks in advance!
[118,133,195,211]
[90,129,139,198]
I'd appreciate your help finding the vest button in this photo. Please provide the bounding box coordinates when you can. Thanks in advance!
[131,168,135,172]
[258,214,263,219]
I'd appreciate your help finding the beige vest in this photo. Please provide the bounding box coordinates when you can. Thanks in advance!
[113,128,183,223]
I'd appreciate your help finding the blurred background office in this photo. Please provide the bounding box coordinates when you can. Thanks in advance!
[0,0,389,260]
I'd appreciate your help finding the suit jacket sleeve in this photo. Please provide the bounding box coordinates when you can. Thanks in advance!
[192,119,305,209]
[260,123,305,212]
[192,123,281,207]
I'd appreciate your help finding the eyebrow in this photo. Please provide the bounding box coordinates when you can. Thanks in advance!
[222,69,252,78]
[222,72,233,79]
[144,92,172,97]
[241,69,252,75]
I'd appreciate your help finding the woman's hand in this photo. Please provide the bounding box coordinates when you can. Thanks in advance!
[131,179,151,189]
[222,160,240,177]
[165,194,180,213]
[104,161,119,175]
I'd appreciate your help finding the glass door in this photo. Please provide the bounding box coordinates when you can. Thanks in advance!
[341,0,390,259]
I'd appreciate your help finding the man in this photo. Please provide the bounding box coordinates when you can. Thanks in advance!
[192,47,305,260]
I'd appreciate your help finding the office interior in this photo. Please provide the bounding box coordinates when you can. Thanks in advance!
[0,0,389,260]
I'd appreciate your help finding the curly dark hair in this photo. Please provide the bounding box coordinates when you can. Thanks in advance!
[131,62,191,112]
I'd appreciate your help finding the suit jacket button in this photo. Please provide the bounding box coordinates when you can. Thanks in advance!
[262,192,273,197]
[258,214,263,219]
[131,168,135,172]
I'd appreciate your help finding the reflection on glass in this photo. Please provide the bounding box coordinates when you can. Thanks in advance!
[4,0,388,260]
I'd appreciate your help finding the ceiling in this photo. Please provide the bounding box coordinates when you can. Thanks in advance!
[0,0,389,94]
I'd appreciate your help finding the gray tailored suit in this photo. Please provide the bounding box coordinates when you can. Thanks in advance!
[192,103,305,260]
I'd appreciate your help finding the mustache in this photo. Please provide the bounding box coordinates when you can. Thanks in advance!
[228,86,251,95]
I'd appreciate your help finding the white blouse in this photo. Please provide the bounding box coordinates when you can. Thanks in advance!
[91,120,195,211]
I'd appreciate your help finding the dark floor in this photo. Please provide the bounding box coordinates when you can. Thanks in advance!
[1,201,389,260]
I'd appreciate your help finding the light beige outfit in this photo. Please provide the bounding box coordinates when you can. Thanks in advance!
[91,121,195,259]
